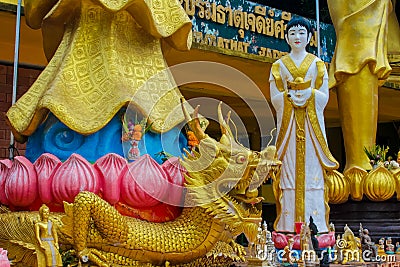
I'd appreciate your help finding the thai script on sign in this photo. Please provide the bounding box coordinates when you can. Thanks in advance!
[180,0,334,61]
[192,30,288,59]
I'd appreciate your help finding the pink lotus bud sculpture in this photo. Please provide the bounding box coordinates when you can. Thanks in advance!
[121,154,169,208]
[0,159,12,205]
[161,157,186,207]
[94,153,127,205]
[34,153,61,204]
[52,153,99,203]
[5,156,38,207]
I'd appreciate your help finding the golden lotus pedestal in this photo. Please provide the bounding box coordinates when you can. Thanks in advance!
[327,165,400,204]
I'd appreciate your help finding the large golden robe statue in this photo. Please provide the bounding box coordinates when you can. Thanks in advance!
[328,0,393,84]
[6,0,194,140]
[328,0,399,172]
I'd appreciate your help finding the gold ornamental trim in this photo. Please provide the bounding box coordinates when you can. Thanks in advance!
[287,77,311,90]
[281,53,316,80]
[315,60,326,89]
[324,181,330,231]
[343,166,367,201]
[307,92,339,170]
[7,0,194,136]
[363,166,395,201]
[275,93,293,159]
[324,170,350,204]
[271,61,285,92]
[273,169,282,231]
[294,106,306,223]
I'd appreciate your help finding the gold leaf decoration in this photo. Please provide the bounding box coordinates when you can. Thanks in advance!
[392,169,400,201]
[325,170,350,204]
[344,167,367,201]
[363,166,395,201]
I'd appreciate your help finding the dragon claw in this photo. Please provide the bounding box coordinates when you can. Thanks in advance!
[229,240,246,261]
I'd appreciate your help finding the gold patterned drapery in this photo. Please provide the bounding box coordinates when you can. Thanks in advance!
[7,0,194,140]
[328,0,393,87]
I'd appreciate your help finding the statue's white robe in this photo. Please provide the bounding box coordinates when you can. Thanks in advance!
[269,54,338,232]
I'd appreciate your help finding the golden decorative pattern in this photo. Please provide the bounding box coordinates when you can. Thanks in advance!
[281,53,316,80]
[63,192,225,265]
[363,166,395,201]
[393,169,400,201]
[323,181,330,230]
[275,92,292,158]
[343,167,367,201]
[287,78,311,90]
[0,110,277,266]
[307,92,339,169]
[272,169,282,231]
[271,62,285,92]
[7,0,193,137]
[294,106,306,223]
[328,0,392,88]
[315,61,325,89]
[324,170,350,204]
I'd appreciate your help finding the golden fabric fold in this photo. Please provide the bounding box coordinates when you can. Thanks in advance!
[271,62,285,92]
[8,0,193,137]
[315,61,325,90]
[281,54,316,80]
[328,0,393,88]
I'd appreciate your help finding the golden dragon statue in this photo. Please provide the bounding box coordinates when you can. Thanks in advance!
[0,102,279,267]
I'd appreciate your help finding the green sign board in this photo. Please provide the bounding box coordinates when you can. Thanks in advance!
[180,0,336,62]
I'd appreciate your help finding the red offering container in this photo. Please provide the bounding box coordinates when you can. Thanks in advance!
[295,221,303,234]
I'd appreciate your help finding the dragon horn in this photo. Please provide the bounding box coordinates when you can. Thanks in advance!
[226,110,231,125]
[259,128,276,155]
[180,98,206,140]
[218,101,234,138]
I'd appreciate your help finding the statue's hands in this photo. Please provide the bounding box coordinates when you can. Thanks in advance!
[78,248,109,267]
[229,240,246,261]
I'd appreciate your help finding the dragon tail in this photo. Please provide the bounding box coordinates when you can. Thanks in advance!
[0,211,41,266]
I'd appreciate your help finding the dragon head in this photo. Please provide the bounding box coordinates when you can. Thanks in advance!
[180,100,281,243]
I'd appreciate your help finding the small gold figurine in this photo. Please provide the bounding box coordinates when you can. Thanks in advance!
[300,222,313,251]
[35,204,63,267]
[378,238,386,256]
[282,238,295,265]
[342,225,361,263]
